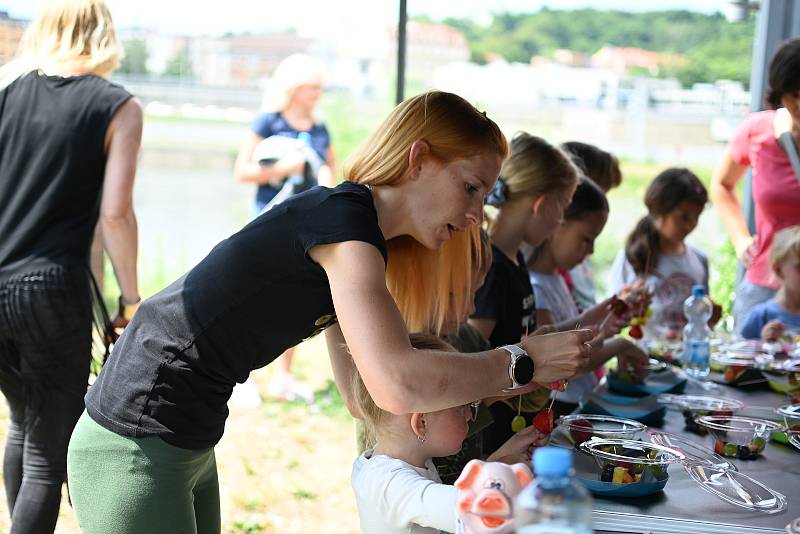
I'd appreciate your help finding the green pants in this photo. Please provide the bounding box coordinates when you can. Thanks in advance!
[67,412,220,534]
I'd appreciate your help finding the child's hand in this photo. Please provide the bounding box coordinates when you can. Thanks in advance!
[762,320,785,342]
[486,425,549,465]
[617,339,650,381]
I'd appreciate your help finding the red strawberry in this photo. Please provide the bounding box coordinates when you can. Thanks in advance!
[533,408,554,434]
[610,295,629,315]
[629,324,643,339]
[569,418,594,445]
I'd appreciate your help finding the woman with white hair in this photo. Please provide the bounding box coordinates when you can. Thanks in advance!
[234,53,336,213]
[0,0,141,531]
[233,53,336,403]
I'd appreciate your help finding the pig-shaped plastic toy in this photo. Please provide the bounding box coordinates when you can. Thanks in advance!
[454,459,533,534]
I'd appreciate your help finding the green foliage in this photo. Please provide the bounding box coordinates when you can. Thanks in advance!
[709,238,738,329]
[119,39,148,76]
[163,45,193,80]
[232,518,266,533]
[439,9,754,87]
[291,489,317,500]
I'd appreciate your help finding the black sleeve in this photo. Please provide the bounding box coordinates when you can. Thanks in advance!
[297,185,387,265]
[471,261,507,322]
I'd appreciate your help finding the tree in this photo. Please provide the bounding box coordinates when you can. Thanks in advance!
[118,39,148,76]
[439,8,755,87]
[163,45,193,80]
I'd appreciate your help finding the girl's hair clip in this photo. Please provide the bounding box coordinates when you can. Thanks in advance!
[485,177,509,207]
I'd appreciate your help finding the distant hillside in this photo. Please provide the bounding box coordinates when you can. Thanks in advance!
[428,8,755,87]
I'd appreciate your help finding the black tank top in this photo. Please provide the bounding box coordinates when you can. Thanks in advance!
[0,71,131,281]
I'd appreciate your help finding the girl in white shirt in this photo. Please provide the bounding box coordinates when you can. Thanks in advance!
[529,177,648,413]
[350,334,546,534]
[608,168,719,339]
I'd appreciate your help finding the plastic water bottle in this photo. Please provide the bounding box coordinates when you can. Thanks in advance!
[514,447,593,533]
[682,285,712,378]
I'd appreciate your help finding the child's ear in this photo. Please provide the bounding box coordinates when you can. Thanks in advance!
[530,194,546,215]
[410,413,426,440]
[773,263,784,281]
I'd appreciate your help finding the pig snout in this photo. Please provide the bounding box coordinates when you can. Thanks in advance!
[472,489,511,517]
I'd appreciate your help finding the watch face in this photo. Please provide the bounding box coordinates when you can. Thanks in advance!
[514,355,535,385]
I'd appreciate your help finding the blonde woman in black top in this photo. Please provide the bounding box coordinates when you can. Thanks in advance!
[0,1,141,532]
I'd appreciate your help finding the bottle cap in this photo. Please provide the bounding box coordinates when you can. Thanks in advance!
[691,285,706,297]
[533,446,572,477]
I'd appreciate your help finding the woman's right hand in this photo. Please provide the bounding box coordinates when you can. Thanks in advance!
[734,235,756,266]
[521,329,594,385]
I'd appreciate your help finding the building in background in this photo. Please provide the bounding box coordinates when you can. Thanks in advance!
[0,11,26,66]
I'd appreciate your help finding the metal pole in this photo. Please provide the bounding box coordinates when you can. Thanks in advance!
[396,0,407,105]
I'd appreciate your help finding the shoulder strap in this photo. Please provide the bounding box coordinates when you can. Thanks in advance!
[773,110,800,183]
[777,132,800,183]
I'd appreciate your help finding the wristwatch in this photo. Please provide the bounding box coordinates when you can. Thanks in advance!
[498,344,535,392]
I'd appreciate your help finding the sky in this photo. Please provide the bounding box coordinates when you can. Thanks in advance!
[1,0,737,37]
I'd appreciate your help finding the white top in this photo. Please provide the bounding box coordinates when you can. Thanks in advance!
[569,257,597,311]
[608,244,709,337]
[351,448,458,534]
[530,271,598,404]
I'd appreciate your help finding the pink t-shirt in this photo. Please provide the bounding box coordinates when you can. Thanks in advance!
[729,110,800,289]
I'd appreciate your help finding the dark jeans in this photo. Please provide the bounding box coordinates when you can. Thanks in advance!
[0,265,91,534]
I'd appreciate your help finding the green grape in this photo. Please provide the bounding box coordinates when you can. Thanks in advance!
[511,415,526,433]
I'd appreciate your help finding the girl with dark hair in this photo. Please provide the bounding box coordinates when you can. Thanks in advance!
[529,178,647,415]
[560,142,623,311]
[609,168,714,339]
[711,37,800,331]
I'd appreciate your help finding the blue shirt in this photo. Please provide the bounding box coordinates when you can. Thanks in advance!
[740,299,800,339]
[251,112,331,211]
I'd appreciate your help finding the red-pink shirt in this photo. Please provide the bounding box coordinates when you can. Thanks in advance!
[729,110,800,289]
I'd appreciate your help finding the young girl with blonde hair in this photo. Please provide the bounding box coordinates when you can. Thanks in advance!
[68,91,592,533]
[741,225,800,340]
[470,133,629,453]
[350,334,544,534]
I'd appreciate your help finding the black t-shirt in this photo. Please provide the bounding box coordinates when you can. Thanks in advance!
[85,182,386,449]
[471,244,536,347]
[0,72,131,280]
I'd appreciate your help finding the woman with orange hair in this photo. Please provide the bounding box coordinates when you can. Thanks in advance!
[67,90,592,533]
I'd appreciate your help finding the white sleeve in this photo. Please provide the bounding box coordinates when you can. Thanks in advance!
[531,277,555,314]
[382,467,458,532]
[354,457,458,533]
[608,250,635,296]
